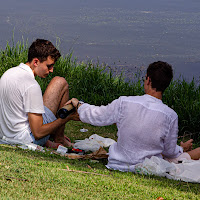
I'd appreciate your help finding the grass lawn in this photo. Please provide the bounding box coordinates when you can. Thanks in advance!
[0,121,200,200]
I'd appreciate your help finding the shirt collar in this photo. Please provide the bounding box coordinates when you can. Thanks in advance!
[18,63,35,78]
[144,94,163,103]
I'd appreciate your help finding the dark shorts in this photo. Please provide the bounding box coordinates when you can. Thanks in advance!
[30,106,57,146]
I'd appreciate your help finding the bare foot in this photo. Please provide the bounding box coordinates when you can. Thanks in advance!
[54,137,74,147]
[45,140,63,149]
[64,135,71,143]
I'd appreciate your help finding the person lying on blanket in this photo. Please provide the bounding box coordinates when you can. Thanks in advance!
[0,39,79,149]
[67,61,200,171]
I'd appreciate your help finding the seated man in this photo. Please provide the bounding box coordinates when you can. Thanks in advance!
[0,39,78,148]
[68,61,200,171]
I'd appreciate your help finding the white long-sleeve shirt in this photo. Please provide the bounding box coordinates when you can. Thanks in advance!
[78,94,183,172]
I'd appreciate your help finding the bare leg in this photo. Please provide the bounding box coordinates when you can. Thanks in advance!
[43,76,69,115]
[45,140,63,149]
[187,147,200,160]
[43,76,73,147]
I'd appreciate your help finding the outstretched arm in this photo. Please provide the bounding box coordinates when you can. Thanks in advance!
[67,97,121,126]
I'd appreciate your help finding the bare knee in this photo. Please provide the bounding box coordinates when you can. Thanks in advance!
[50,76,69,92]
[52,76,68,87]
[43,76,69,113]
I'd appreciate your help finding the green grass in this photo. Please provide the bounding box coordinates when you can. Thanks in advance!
[1,121,200,199]
[0,39,200,199]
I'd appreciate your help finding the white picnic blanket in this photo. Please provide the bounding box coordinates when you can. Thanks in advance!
[74,134,116,152]
[135,156,200,183]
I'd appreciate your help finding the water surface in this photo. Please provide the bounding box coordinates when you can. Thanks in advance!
[0,0,200,81]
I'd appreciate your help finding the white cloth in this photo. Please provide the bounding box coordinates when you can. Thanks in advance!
[78,95,183,171]
[135,156,200,183]
[0,63,45,143]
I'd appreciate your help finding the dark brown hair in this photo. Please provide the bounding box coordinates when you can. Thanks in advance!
[147,61,173,93]
[28,39,61,63]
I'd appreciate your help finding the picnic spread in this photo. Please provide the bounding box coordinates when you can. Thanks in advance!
[1,134,200,183]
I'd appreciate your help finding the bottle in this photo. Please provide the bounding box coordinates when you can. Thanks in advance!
[57,103,75,119]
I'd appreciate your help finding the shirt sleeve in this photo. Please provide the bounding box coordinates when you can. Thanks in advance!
[23,84,45,114]
[78,98,121,126]
[162,117,183,158]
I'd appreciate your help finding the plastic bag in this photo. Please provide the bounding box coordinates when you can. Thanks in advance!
[89,134,116,147]
[135,156,200,183]
[170,159,200,182]
[135,156,175,177]
[74,134,116,152]
[74,138,103,152]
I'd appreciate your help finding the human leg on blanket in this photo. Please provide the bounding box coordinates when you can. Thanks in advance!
[44,77,77,148]
[164,139,200,163]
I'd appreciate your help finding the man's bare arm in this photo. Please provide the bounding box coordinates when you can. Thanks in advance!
[28,111,79,140]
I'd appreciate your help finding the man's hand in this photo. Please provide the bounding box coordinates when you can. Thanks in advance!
[28,112,73,140]
[180,139,193,152]
[63,98,83,121]
[65,98,80,109]
[67,110,80,121]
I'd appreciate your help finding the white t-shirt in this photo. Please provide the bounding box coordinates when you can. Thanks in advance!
[78,94,183,172]
[0,63,45,143]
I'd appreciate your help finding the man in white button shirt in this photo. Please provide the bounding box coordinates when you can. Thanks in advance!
[0,39,78,148]
[68,61,200,171]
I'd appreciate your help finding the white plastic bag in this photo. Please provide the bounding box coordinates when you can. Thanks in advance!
[74,134,116,152]
[89,134,116,147]
[170,160,200,182]
[135,156,175,177]
[135,156,200,183]
[74,138,102,152]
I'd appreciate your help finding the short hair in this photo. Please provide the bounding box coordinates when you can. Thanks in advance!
[147,61,173,93]
[28,39,61,63]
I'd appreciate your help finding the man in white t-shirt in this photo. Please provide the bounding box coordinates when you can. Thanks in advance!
[0,39,78,148]
[67,61,200,171]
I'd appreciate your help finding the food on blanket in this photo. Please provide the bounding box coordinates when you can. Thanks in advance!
[57,145,85,155]
[57,103,75,119]
[69,148,85,155]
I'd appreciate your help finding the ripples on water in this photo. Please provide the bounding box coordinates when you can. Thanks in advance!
[0,0,199,81]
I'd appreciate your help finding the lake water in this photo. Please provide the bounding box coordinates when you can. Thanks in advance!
[0,0,200,81]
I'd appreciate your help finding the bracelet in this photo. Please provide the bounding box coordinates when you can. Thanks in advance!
[76,102,80,110]
[77,100,84,110]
